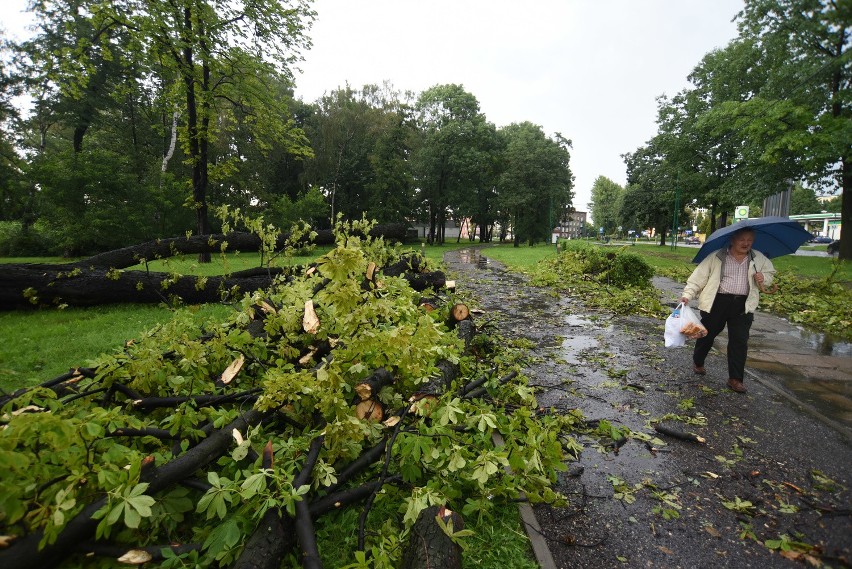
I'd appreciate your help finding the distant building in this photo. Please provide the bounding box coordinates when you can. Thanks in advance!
[555,211,587,239]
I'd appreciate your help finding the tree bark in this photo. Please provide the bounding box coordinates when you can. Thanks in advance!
[233,510,295,569]
[0,225,442,309]
[401,506,463,569]
[72,224,407,270]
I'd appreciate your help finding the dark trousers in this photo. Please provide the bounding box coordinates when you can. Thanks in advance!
[693,293,754,381]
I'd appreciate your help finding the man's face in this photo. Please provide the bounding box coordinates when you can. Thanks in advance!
[731,232,754,255]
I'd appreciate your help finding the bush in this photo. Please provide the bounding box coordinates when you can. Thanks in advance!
[609,252,655,288]
[0,221,61,257]
[529,241,665,317]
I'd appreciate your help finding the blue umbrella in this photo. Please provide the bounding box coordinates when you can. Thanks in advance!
[692,216,813,264]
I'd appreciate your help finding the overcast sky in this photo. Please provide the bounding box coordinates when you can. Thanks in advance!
[4,0,744,214]
[296,0,744,213]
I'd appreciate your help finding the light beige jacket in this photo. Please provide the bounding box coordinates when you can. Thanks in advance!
[682,249,775,314]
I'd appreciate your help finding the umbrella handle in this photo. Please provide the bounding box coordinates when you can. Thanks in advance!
[756,280,778,294]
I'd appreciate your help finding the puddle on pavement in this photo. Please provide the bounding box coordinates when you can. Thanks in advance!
[560,313,618,365]
[774,328,852,357]
[456,249,490,268]
[561,336,599,365]
[750,361,852,427]
[565,314,593,327]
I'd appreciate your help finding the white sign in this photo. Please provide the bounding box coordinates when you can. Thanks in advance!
[735,206,749,219]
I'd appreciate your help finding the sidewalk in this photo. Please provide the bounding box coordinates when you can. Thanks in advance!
[654,276,852,439]
[446,248,852,568]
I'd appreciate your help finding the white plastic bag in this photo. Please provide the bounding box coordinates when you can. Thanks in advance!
[679,304,707,339]
[664,303,687,348]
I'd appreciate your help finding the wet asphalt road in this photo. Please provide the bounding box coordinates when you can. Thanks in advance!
[443,247,851,569]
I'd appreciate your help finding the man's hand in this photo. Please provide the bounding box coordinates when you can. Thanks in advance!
[680,296,690,305]
[754,272,765,286]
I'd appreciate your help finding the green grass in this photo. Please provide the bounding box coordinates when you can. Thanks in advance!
[0,256,86,264]
[477,242,559,270]
[2,240,847,393]
[629,243,851,282]
[0,303,233,392]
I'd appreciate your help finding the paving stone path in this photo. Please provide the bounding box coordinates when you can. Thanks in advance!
[443,247,851,569]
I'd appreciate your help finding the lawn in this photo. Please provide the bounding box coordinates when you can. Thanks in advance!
[1,239,848,390]
[0,240,473,389]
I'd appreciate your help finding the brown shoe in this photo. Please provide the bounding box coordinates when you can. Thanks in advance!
[727,378,746,393]
[693,364,706,375]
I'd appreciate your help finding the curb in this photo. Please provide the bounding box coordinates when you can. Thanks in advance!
[492,432,558,568]
[747,368,852,444]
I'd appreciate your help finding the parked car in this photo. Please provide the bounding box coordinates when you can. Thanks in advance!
[810,235,833,244]
[827,240,840,255]
[684,237,701,245]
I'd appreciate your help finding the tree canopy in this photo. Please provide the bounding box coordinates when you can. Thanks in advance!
[614,0,849,257]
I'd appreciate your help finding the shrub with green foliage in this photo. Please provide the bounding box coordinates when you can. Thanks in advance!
[758,269,852,341]
[531,242,665,317]
[0,221,61,257]
[0,219,580,568]
[609,252,655,288]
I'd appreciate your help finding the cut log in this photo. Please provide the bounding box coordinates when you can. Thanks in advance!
[401,505,464,569]
[354,368,395,401]
[354,399,384,422]
[447,303,470,325]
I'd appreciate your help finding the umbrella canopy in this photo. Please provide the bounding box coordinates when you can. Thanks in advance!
[692,216,813,264]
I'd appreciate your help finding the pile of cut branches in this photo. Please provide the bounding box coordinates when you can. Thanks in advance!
[0,220,577,568]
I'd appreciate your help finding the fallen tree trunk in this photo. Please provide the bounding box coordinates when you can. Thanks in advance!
[0,224,416,309]
[71,224,408,270]
[0,264,278,309]
[0,263,445,309]
[401,506,464,569]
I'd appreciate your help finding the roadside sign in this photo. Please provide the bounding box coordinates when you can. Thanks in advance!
[735,206,749,220]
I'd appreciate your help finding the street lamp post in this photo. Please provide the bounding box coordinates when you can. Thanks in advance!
[670,182,681,250]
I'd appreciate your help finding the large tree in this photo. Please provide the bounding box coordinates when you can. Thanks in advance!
[588,176,623,236]
[497,123,573,246]
[621,141,687,245]
[790,184,822,215]
[735,0,851,259]
[136,0,315,261]
[303,83,415,225]
[413,84,498,244]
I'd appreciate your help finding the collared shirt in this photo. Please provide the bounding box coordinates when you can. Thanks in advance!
[718,251,750,295]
